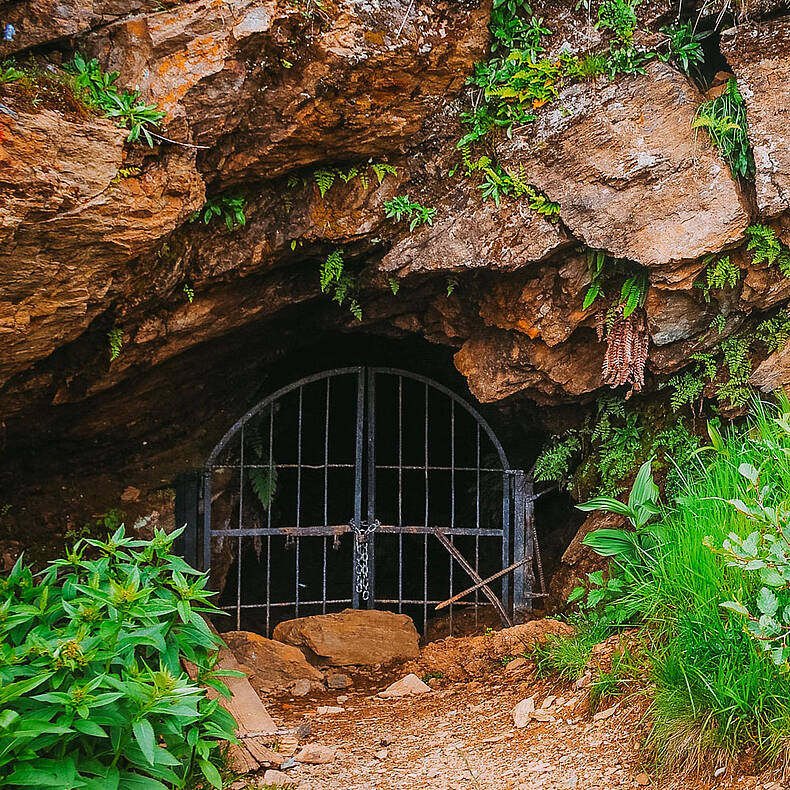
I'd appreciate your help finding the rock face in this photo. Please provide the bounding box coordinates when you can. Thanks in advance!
[272,609,420,666]
[722,20,790,218]
[222,630,324,691]
[497,63,750,268]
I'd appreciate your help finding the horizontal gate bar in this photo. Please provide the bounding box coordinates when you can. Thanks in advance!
[210,526,506,537]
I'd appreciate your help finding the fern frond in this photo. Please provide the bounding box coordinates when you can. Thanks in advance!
[314,169,336,198]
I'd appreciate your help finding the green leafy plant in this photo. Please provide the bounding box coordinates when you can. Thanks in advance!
[445,275,459,297]
[756,309,790,353]
[183,284,195,304]
[534,433,582,485]
[383,196,436,231]
[65,54,166,146]
[0,59,24,84]
[697,254,741,301]
[712,462,790,666]
[319,249,362,321]
[107,327,123,361]
[596,0,639,41]
[0,526,239,788]
[606,42,652,78]
[658,22,705,80]
[662,352,716,412]
[309,163,397,198]
[716,334,752,407]
[693,78,754,179]
[192,195,247,231]
[745,223,790,276]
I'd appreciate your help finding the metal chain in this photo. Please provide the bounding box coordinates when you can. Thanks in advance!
[350,518,379,601]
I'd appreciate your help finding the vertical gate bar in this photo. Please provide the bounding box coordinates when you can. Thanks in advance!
[323,378,330,614]
[352,369,365,609]
[423,382,429,635]
[266,405,274,636]
[398,375,403,613]
[202,470,212,573]
[236,425,244,631]
[512,471,527,623]
[475,423,481,629]
[365,369,377,608]
[295,387,303,617]
[451,400,456,631]
[501,472,511,615]
[525,475,536,609]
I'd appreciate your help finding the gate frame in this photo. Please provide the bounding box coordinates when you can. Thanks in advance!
[175,366,541,629]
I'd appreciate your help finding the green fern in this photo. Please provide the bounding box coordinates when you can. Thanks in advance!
[620,272,648,318]
[745,224,790,276]
[183,283,194,303]
[389,277,400,295]
[756,310,790,353]
[320,249,344,291]
[534,433,582,483]
[314,169,336,198]
[699,254,740,301]
[370,163,397,184]
[446,275,459,296]
[709,314,727,335]
[107,328,123,361]
[249,463,278,511]
[319,249,362,321]
[662,352,717,412]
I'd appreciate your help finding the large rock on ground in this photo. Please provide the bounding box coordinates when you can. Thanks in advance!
[272,609,420,666]
[497,62,749,268]
[722,19,790,218]
[412,619,575,681]
[222,630,324,692]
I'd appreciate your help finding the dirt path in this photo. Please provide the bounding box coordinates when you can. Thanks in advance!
[259,669,776,790]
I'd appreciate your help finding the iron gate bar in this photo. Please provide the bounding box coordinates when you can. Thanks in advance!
[199,365,541,637]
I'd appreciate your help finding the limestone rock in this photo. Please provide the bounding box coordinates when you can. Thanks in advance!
[454,329,604,403]
[326,672,352,689]
[316,705,345,714]
[295,743,336,764]
[722,19,790,217]
[222,631,324,691]
[272,609,420,666]
[513,697,536,728]
[379,673,431,698]
[380,182,569,278]
[262,768,294,786]
[497,62,749,267]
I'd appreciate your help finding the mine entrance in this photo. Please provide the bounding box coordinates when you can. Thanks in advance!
[180,367,543,637]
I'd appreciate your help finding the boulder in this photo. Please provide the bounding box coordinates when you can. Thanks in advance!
[272,609,420,666]
[497,62,749,268]
[295,743,336,764]
[722,19,790,217]
[222,631,324,692]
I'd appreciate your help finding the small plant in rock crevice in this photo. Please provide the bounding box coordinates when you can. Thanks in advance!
[383,196,436,232]
[696,253,741,302]
[693,78,754,180]
[107,327,123,361]
[319,249,362,321]
[745,223,790,276]
[65,53,166,146]
[191,195,247,231]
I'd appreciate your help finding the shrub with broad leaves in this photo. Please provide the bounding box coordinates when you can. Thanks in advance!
[0,526,239,789]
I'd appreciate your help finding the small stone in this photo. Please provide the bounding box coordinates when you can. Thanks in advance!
[593,704,619,721]
[379,673,431,698]
[541,695,556,708]
[295,743,337,764]
[120,485,140,502]
[713,767,726,778]
[296,722,312,740]
[291,679,313,696]
[375,748,388,760]
[531,709,553,722]
[327,672,352,689]
[336,694,349,704]
[512,697,535,728]
[316,705,344,714]
[263,769,293,786]
[504,656,527,672]
[634,772,650,785]
[574,671,592,690]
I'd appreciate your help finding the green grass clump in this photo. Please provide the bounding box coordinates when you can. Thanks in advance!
[590,400,790,777]
[531,615,610,681]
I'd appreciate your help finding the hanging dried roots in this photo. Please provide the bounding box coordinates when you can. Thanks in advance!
[601,308,648,397]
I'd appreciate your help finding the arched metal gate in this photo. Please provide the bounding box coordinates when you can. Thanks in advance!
[176,367,543,636]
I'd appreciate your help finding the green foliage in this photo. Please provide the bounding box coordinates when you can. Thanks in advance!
[534,433,582,484]
[319,249,362,321]
[693,78,754,179]
[619,272,648,318]
[577,403,790,773]
[65,53,166,146]
[755,309,790,353]
[531,615,610,681]
[697,254,740,301]
[192,195,247,231]
[568,569,636,627]
[0,526,239,788]
[583,249,609,310]
[107,327,123,361]
[658,22,705,80]
[309,163,397,198]
[388,277,400,296]
[183,284,195,304]
[383,196,436,231]
[745,223,790,276]
[662,352,716,412]
[717,335,752,407]
[445,275,459,297]
[596,0,639,41]
[0,59,25,85]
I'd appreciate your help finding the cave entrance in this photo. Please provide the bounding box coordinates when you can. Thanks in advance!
[180,366,543,637]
